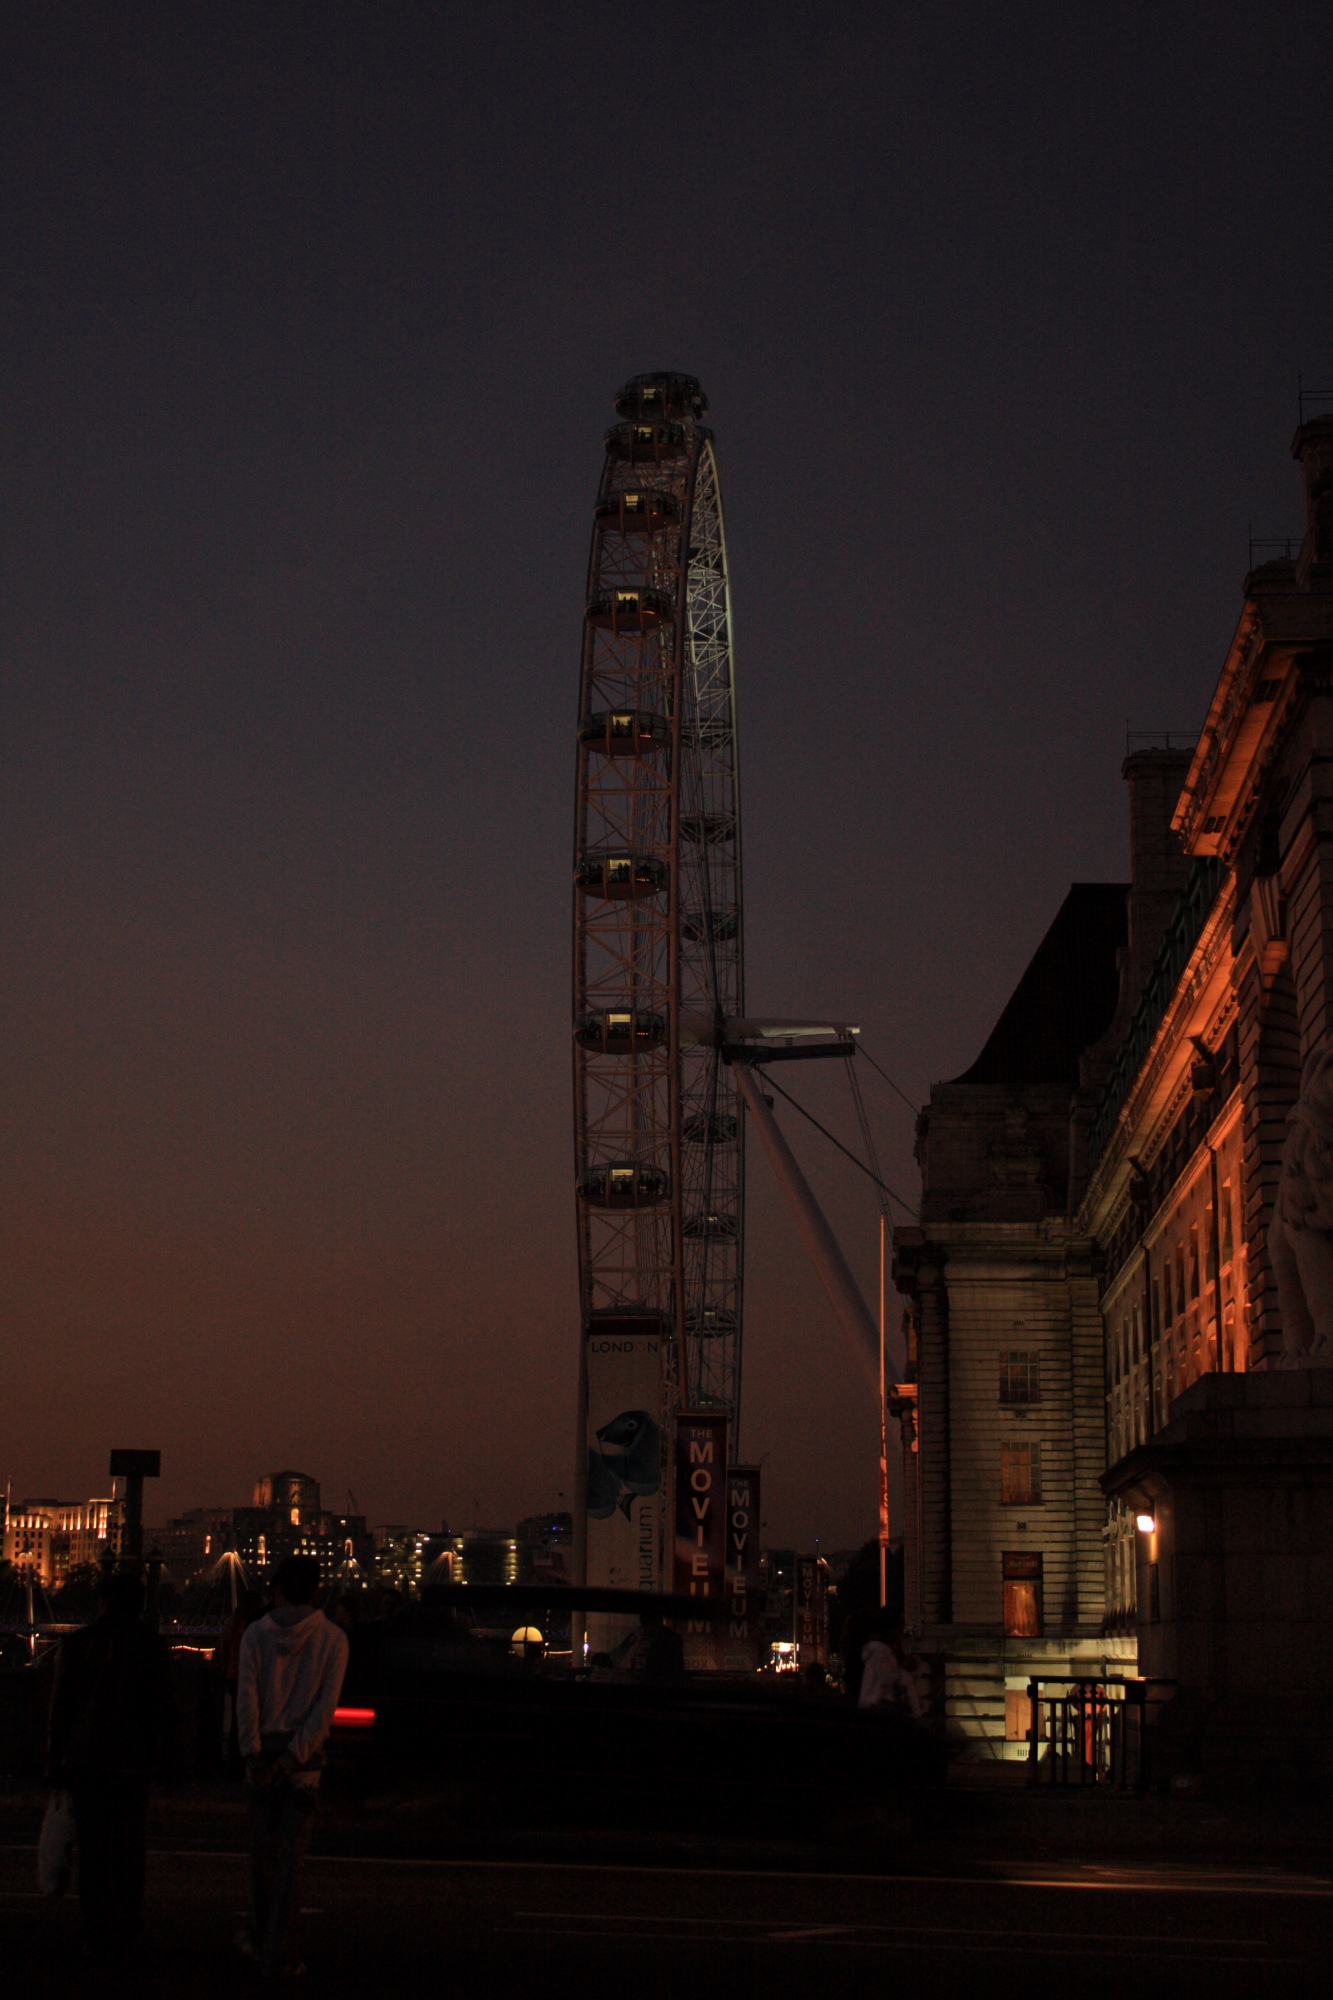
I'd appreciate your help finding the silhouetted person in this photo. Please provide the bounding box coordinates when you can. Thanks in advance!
[327,1591,359,1636]
[212,1587,267,1770]
[837,1605,876,1708]
[46,1569,178,1964]
[639,1605,686,1684]
[237,1555,348,1979]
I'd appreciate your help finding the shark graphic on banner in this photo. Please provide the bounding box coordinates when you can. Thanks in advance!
[584,1330,665,1657]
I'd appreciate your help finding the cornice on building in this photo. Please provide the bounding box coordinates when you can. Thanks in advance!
[1173,583,1333,862]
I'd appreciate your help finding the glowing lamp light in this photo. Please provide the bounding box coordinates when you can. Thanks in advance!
[332,1707,375,1730]
[1136,1514,1156,1534]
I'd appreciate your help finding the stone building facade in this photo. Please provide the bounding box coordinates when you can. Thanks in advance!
[1085,416,1333,1780]
[896,414,1333,1765]
[2,1493,118,1588]
[894,796,1185,1752]
[158,1468,375,1589]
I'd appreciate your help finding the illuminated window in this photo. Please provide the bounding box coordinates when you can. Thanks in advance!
[999,1352,1040,1404]
[1000,1442,1042,1505]
[1003,1552,1044,1636]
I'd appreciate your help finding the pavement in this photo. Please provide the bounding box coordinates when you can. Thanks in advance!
[1,1767,1330,1997]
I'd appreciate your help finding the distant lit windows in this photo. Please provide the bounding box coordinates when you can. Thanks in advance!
[1000,1442,1042,1506]
[999,1352,1040,1404]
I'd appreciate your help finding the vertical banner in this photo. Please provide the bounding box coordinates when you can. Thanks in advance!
[795,1555,828,1669]
[673,1410,729,1670]
[723,1464,762,1673]
[584,1330,666,1656]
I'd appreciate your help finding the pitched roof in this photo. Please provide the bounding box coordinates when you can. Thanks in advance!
[950,883,1128,1091]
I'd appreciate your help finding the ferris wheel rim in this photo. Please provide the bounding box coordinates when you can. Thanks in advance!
[573,381,744,1430]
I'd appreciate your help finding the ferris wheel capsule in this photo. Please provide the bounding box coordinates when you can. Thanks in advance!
[574,1009,668,1055]
[603,420,688,465]
[614,372,708,420]
[579,709,671,758]
[585,587,672,633]
[595,489,680,535]
[575,853,668,899]
[578,1161,671,1209]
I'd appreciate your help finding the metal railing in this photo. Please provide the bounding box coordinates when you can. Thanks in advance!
[1025,1675,1176,1790]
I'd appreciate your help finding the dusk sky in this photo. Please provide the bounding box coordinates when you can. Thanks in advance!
[3,2,1332,1550]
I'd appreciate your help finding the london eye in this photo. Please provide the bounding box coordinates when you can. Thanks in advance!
[573,372,745,1429]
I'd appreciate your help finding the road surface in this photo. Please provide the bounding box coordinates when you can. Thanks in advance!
[3,1845,1327,1996]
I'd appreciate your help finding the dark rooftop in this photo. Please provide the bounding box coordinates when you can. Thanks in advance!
[949,883,1128,1092]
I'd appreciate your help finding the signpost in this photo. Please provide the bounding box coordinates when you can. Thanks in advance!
[108,1448,160,1565]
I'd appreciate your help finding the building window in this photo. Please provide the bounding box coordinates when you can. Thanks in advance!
[1000,1442,1042,1505]
[999,1351,1041,1404]
[1003,1551,1043,1636]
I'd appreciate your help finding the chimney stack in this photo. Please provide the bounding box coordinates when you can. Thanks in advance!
[1293,414,1333,590]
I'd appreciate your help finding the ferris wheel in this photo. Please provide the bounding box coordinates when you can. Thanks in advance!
[573,372,745,1427]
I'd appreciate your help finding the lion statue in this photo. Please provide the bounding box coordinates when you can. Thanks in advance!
[1269,1046,1333,1363]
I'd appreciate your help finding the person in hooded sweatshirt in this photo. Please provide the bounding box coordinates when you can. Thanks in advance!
[236,1553,348,1978]
[857,1615,922,1719]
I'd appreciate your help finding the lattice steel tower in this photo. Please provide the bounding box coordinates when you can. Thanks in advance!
[573,372,744,1426]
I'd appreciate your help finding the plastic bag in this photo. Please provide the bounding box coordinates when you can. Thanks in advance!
[37,1788,76,1897]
